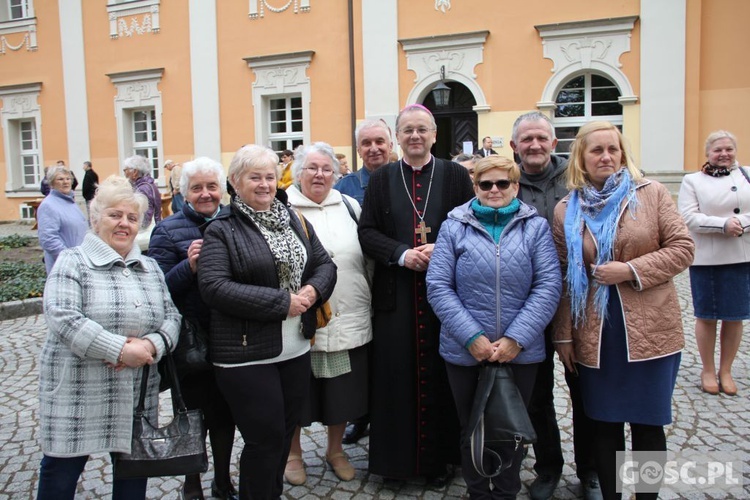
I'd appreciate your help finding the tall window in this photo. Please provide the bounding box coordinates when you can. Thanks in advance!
[553,74,622,157]
[132,109,159,178]
[268,96,304,153]
[19,119,40,187]
[8,0,30,19]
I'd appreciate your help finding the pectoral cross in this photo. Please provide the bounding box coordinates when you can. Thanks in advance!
[415,220,432,242]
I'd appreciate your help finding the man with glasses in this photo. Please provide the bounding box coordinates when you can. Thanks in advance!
[335,119,393,207]
[510,111,601,500]
[358,104,473,486]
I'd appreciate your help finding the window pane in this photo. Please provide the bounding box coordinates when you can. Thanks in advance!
[291,121,303,132]
[592,87,621,102]
[555,104,584,118]
[592,102,623,116]
[291,108,302,120]
[133,111,148,122]
[271,140,288,152]
[22,155,38,184]
[291,139,303,149]
[291,97,302,108]
[591,74,616,87]
[271,122,287,134]
[563,75,585,89]
[556,89,584,104]
[270,109,286,121]
[270,99,285,110]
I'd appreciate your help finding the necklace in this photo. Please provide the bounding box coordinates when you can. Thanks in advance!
[399,157,435,243]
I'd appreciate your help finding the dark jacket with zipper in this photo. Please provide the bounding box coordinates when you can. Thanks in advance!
[517,154,569,225]
[198,190,337,364]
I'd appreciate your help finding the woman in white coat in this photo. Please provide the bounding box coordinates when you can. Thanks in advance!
[678,130,750,396]
[284,142,372,484]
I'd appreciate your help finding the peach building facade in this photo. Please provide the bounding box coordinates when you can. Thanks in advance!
[0,0,747,220]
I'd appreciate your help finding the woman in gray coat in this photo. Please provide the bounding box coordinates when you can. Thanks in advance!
[37,176,181,500]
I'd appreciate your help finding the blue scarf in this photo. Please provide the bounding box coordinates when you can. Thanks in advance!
[564,168,637,326]
[471,197,520,244]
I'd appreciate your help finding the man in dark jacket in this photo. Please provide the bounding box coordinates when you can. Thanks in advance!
[81,161,99,221]
[511,112,601,500]
[477,136,497,157]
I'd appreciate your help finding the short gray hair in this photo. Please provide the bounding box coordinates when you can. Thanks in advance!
[180,157,227,197]
[452,153,474,163]
[228,145,278,189]
[705,130,738,156]
[395,104,436,133]
[355,119,392,145]
[46,166,71,185]
[511,111,555,143]
[292,142,340,184]
[90,176,148,228]
[122,155,151,177]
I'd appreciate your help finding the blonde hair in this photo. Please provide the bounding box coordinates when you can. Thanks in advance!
[228,145,279,190]
[704,130,737,156]
[473,156,521,184]
[566,121,642,190]
[90,176,148,228]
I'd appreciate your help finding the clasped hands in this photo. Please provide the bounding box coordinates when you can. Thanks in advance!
[468,336,521,364]
[288,284,320,317]
[724,217,743,237]
[404,244,434,272]
[106,337,157,372]
[589,261,634,286]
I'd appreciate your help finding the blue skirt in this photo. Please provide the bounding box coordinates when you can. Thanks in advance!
[689,262,750,320]
[578,286,681,426]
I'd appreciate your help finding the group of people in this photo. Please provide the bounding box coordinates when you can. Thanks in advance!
[33,101,745,500]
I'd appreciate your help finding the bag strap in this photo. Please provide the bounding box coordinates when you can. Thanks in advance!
[296,210,310,240]
[739,166,750,185]
[134,333,189,417]
[341,195,359,224]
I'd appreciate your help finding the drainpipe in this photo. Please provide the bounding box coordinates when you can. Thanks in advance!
[348,0,357,171]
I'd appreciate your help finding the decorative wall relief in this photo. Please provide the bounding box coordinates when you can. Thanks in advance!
[107,0,160,39]
[249,0,310,19]
[435,0,451,13]
[0,18,38,54]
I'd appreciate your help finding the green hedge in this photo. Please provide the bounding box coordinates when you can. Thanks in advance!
[0,261,46,302]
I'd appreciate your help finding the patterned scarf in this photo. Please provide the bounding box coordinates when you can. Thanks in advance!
[564,168,637,327]
[232,196,306,293]
[701,161,735,177]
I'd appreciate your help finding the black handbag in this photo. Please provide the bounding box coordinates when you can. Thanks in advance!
[112,332,209,479]
[158,317,211,391]
[467,363,537,478]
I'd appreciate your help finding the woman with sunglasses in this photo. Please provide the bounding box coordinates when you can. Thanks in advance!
[427,155,562,499]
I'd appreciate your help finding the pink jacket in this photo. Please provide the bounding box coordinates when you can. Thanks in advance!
[552,180,695,368]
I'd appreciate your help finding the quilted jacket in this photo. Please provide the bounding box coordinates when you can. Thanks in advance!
[149,203,218,330]
[426,198,562,366]
[551,180,695,367]
[198,192,337,364]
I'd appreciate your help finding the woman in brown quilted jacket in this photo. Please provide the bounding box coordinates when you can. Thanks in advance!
[552,121,694,500]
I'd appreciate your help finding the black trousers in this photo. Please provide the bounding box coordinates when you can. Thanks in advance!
[527,326,596,479]
[594,420,665,500]
[215,353,310,500]
[446,362,538,500]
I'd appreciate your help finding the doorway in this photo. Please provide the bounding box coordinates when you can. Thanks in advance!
[422,82,478,160]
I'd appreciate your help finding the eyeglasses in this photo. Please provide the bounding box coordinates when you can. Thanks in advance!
[304,166,334,176]
[398,127,434,136]
[477,179,513,191]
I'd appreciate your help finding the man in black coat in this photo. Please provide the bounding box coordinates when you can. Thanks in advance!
[81,161,99,221]
[478,136,497,157]
[358,104,473,486]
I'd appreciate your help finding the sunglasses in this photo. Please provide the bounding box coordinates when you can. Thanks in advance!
[477,179,513,191]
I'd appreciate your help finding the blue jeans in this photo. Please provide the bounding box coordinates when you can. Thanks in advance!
[171,192,184,214]
[37,454,147,500]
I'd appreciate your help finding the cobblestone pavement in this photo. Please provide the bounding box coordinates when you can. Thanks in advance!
[0,268,748,499]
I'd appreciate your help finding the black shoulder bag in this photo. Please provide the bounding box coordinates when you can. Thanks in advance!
[112,332,208,479]
[467,363,537,478]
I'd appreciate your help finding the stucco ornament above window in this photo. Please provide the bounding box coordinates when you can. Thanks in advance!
[107,0,160,39]
[249,0,310,19]
[0,0,38,54]
[435,0,451,13]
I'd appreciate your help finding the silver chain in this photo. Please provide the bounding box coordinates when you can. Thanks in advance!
[399,157,435,224]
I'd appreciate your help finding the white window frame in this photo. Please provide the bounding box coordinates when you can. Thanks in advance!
[0,0,37,53]
[267,95,304,153]
[8,0,30,20]
[18,118,40,186]
[107,68,165,185]
[131,108,160,178]
[245,51,313,149]
[552,73,623,158]
[0,82,44,195]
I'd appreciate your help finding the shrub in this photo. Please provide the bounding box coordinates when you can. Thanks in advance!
[0,261,46,302]
[0,234,34,250]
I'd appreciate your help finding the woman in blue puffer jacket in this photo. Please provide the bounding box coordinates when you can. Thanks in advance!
[427,155,562,499]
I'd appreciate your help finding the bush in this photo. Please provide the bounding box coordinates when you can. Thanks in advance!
[0,261,46,302]
[0,234,34,250]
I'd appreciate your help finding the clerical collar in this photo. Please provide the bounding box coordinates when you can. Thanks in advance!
[402,155,434,172]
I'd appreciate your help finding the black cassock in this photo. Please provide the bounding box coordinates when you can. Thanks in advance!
[358,158,473,478]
